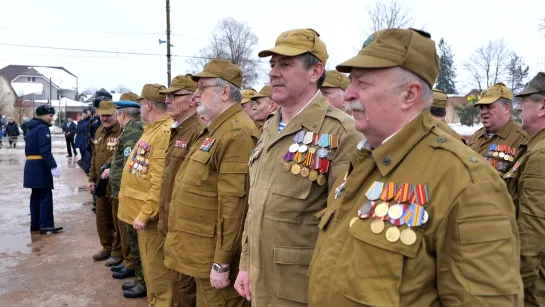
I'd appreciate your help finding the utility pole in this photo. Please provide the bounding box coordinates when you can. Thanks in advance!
[166,0,172,86]
[49,77,52,106]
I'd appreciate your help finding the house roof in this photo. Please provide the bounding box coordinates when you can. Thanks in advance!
[0,65,77,91]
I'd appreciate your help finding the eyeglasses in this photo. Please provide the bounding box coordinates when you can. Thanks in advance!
[166,93,192,100]
[195,84,222,93]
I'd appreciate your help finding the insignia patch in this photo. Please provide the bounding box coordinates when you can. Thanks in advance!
[199,138,215,152]
[124,147,131,157]
[175,140,188,149]
[362,34,375,48]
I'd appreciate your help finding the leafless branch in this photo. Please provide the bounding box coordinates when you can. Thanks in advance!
[463,39,511,90]
[365,0,415,35]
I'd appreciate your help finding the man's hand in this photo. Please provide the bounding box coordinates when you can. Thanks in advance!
[133,218,146,230]
[101,168,110,179]
[51,167,61,178]
[88,182,95,191]
[66,132,71,136]
[234,270,252,301]
[210,265,230,290]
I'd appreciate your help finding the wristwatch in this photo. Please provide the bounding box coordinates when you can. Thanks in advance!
[212,263,230,273]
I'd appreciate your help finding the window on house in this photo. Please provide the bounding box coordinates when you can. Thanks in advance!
[27,77,36,82]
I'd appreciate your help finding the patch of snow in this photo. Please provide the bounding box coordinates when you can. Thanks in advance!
[449,123,482,137]
[32,67,77,91]
[11,82,43,96]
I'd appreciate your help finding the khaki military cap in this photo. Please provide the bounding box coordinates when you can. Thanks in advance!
[251,85,273,101]
[475,82,513,106]
[241,88,258,104]
[432,89,448,109]
[258,28,329,64]
[160,74,198,94]
[322,70,349,90]
[515,72,545,97]
[120,92,139,102]
[191,59,243,88]
[336,28,440,87]
[97,100,116,115]
[136,83,167,103]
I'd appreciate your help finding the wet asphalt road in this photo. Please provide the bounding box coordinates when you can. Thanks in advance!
[0,135,146,306]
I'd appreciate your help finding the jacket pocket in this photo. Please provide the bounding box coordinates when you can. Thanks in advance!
[124,186,148,201]
[273,246,314,303]
[174,218,216,265]
[171,147,188,158]
[272,179,312,200]
[182,151,211,187]
[334,218,421,305]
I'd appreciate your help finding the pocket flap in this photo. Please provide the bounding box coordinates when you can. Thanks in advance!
[274,247,314,265]
[349,219,421,258]
[272,180,313,200]
[190,151,211,164]
[458,217,511,244]
[176,218,216,238]
[171,148,188,158]
[220,162,248,174]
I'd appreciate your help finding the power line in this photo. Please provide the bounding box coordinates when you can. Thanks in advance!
[0,27,200,38]
[0,43,211,59]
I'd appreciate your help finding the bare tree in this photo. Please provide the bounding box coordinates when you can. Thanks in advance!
[186,17,260,88]
[113,84,132,93]
[365,0,415,34]
[81,87,98,95]
[540,16,545,33]
[462,39,511,91]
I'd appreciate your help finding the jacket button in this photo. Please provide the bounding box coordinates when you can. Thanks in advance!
[437,137,446,143]
[382,157,391,165]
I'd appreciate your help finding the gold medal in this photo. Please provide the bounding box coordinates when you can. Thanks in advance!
[291,164,301,175]
[374,202,389,218]
[316,174,327,186]
[492,152,498,157]
[300,167,310,178]
[385,227,400,243]
[504,155,510,161]
[141,173,146,179]
[400,228,417,246]
[308,170,319,181]
[370,220,385,234]
[509,156,514,162]
[350,217,358,228]
[281,161,291,173]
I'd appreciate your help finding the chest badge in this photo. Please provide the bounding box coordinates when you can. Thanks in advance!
[200,138,216,152]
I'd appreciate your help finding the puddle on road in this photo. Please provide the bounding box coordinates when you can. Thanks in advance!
[0,233,31,254]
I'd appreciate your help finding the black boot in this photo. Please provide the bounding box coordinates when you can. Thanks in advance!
[122,281,136,290]
[123,284,146,298]
[111,263,125,272]
[40,227,63,234]
[112,267,136,279]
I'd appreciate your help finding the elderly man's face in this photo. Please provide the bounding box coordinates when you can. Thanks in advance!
[479,100,511,133]
[345,68,405,142]
[99,113,117,128]
[165,89,194,120]
[252,97,276,121]
[519,96,545,136]
[269,55,315,105]
[321,87,346,111]
[195,78,224,122]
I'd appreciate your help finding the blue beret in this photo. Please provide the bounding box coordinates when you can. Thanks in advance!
[113,100,141,109]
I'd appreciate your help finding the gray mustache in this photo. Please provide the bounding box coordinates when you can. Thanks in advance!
[347,100,364,112]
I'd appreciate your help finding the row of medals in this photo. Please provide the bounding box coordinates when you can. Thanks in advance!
[106,137,119,151]
[128,143,151,179]
[486,145,515,162]
[281,143,332,186]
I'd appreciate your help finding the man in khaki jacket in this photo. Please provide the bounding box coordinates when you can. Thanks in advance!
[234,28,362,306]
[88,100,122,263]
[241,88,258,121]
[468,82,529,175]
[320,70,350,113]
[308,28,523,306]
[158,74,206,307]
[431,89,465,143]
[250,85,277,133]
[118,84,173,306]
[504,72,545,306]
[163,59,258,307]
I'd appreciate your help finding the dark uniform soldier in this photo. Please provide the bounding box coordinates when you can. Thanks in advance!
[468,82,529,175]
[241,88,258,120]
[431,89,465,143]
[23,105,63,235]
[308,28,523,306]
[158,74,206,307]
[164,59,258,307]
[118,84,173,306]
[504,72,545,306]
[321,70,350,113]
[250,85,277,134]
[89,100,122,262]
[234,29,362,306]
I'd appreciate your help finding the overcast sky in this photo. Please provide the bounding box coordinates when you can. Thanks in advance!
[1,0,544,96]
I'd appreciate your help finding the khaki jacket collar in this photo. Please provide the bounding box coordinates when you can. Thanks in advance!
[476,119,517,141]
[103,121,121,135]
[525,128,545,151]
[372,110,435,177]
[266,92,330,149]
[202,103,243,137]
[144,114,171,135]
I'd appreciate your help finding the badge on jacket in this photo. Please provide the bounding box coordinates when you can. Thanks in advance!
[199,138,215,152]
[175,140,188,149]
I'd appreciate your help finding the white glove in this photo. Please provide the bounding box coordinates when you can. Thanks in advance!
[51,167,61,177]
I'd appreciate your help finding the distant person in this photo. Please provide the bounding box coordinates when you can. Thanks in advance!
[320,70,350,113]
[21,117,30,140]
[75,111,91,174]
[62,116,78,157]
[23,105,63,235]
[431,89,465,143]
[5,118,20,148]
[241,88,258,120]
[250,85,277,133]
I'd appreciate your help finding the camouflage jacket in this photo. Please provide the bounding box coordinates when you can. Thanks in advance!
[108,117,144,198]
